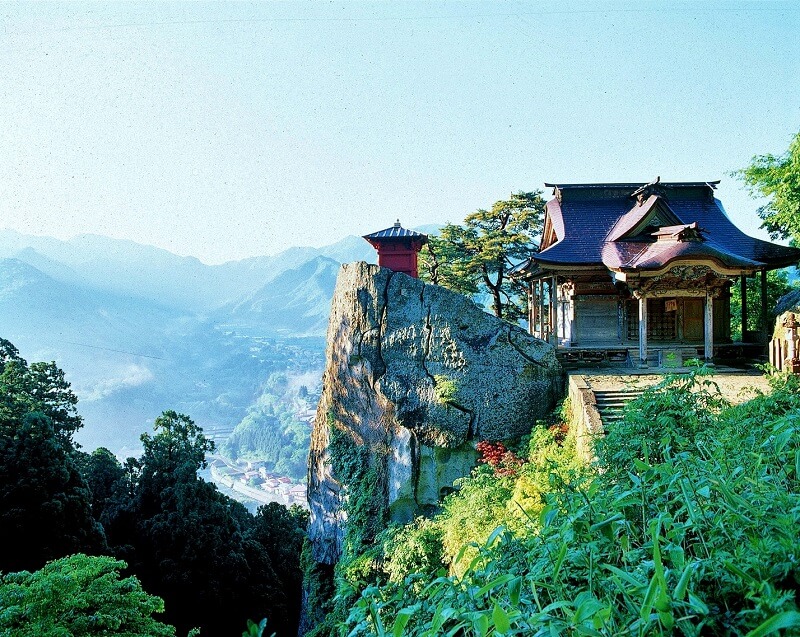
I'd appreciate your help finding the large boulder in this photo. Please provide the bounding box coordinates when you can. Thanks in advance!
[307,262,562,565]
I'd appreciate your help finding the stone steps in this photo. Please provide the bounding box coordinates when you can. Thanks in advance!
[593,388,646,424]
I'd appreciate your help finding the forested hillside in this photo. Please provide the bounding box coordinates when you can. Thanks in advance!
[0,338,307,636]
[4,338,800,635]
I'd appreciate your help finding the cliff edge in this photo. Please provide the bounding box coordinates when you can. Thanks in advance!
[307,262,562,568]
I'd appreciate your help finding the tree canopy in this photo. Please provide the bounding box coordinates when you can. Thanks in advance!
[737,129,800,246]
[1,337,307,636]
[0,554,175,637]
[419,191,546,322]
[102,409,305,636]
[0,338,104,573]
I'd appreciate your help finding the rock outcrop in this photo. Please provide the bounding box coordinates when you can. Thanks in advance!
[307,262,563,567]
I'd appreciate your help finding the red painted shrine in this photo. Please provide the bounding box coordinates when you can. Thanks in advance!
[363,221,428,278]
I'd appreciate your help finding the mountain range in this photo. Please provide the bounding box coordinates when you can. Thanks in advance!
[0,228,384,453]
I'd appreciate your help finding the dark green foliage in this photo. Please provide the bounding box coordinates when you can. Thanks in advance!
[342,370,800,636]
[0,337,308,635]
[242,618,276,637]
[736,129,800,246]
[247,502,309,620]
[303,418,389,637]
[104,410,306,636]
[730,269,795,338]
[301,541,336,637]
[0,554,175,636]
[594,365,728,478]
[0,338,104,573]
[0,338,83,448]
[419,191,546,321]
[75,447,126,521]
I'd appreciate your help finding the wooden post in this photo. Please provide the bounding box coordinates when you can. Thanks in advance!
[760,269,768,338]
[740,274,748,342]
[550,275,558,343]
[638,295,648,366]
[705,291,714,362]
[539,279,545,340]
[528,280,535,335]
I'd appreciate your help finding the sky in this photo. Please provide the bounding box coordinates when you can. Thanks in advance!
[1,0,799,265]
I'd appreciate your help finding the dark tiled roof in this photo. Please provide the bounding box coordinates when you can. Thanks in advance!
[602,239,761,271]
[363,222,428,241]
[544,181,720,189]
[531,182,800,271]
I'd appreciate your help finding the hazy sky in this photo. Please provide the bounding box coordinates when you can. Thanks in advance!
[2,1,799,264]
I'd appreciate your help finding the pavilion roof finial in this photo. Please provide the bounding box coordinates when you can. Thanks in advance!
[394,219,401,228]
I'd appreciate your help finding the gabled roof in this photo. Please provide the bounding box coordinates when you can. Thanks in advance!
[601,238,761,272]
[651,222,703,240]
[525,181,800,273]
[606,195,683,241]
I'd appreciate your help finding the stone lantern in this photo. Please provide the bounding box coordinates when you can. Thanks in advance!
[783,312,800,373]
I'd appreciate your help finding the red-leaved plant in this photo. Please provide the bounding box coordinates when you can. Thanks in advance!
[475,441,524,477]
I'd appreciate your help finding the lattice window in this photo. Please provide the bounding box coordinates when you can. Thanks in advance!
[648,299,677,340]
[626,299,677,341]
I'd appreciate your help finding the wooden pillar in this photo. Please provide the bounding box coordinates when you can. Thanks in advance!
[705,291,714,361]
[539,279,545,340]
[740,274,748,342]
[528,280,535,335]
[760,269,769,337]
[638,295,648,366]
[550,276,558,343]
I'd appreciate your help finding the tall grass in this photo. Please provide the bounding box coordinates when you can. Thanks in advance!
[343,370,800,636]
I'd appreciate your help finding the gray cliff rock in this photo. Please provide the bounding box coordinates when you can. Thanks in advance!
[307,262,563,566]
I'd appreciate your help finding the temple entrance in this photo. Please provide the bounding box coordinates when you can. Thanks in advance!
[683,298,704,341]
[625,297,706,343]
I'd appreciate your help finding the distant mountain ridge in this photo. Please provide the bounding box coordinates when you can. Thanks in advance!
[222,256,341,337]
[0,228,389,452]
[0,228,377,312]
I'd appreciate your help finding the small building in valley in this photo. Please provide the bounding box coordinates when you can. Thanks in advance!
[512,179,800,366]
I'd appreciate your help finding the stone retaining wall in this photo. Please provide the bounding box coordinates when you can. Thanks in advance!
[567,374,603,463]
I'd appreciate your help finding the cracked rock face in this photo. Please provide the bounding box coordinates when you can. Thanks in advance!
[307,262,562,564]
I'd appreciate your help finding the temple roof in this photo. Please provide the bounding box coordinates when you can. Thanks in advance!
[520,181,800,274]
[363,220,428,242]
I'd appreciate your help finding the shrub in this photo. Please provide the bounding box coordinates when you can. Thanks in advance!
[0,554,175,637]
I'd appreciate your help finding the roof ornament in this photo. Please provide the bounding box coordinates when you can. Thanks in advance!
[394,219,401,228]
[631,176,668,205]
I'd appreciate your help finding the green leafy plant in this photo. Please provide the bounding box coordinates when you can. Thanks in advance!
[341,368,800,636]
[242,618,275,637]
[433,375,459,404]
[0,554,175,637]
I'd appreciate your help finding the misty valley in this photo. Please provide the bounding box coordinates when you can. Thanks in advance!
[0,229,376,489]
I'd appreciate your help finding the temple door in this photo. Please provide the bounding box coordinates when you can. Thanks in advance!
[683,298,704,342]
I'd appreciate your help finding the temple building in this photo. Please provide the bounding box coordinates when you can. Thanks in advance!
[512,179,800,366]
